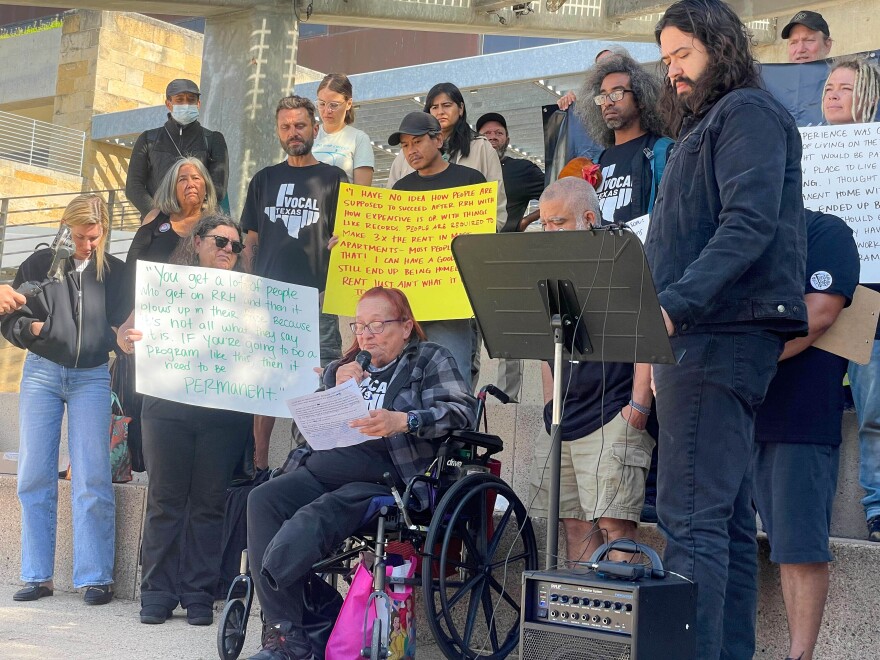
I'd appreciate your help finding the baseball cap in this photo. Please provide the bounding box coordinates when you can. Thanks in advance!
[388,112,442,146]
[476,112,508,133]
[781,11,830,39]
[166,79,201,98]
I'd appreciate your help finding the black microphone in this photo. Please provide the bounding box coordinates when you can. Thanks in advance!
[355,350,372,371]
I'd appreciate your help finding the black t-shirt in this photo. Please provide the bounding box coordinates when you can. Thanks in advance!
[240,160,347,289]
[755,211,860,445]
[124,212,182,312]
[359,357,400,411]
[500,157,544,232]
[543,360,634,440]
[595,133,653,224]
[393,162,486,192]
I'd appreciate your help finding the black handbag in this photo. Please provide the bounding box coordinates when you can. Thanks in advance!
[302,573,344,660]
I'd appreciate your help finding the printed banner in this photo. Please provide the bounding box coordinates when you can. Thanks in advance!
[323,182,497,320]
[800,123,880,282]
[134,261,321,417]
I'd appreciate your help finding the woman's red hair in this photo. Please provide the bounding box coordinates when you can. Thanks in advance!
[340,287,428,364]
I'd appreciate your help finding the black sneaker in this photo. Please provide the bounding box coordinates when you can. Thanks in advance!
[140,604,173,624]
[247,623,315,660]
[187,602,213,626]
[868,516,880,542]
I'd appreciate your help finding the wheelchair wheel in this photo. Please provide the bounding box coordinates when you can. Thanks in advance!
[422,473,538,659]
[217,599,248,660]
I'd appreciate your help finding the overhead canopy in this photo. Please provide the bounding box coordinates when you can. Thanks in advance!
[1,0,786,40]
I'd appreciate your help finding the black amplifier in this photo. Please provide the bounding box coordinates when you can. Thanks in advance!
[519,569,696,660]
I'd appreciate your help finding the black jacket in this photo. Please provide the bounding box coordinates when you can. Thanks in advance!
[645,88,808,337]
[125,116,229,216]
[2,249,128,368]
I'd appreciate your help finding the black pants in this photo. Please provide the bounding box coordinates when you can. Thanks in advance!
[140,397,251,609]
[247,441,399,626]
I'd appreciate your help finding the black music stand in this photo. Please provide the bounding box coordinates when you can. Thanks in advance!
[452,227,676,570]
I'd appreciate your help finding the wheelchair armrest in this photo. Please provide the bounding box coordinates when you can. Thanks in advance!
[449,430,503,456]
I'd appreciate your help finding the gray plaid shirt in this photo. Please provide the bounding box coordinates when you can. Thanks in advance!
[324,339,477,505]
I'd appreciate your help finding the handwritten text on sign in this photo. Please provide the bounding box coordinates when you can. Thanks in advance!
[134,261,320,417]
[323,182,497,321]
[800,122,880,282]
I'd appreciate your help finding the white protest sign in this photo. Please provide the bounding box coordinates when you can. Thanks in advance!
[799,122,880,282]
[134,261,321,417]
[627,214,650,243]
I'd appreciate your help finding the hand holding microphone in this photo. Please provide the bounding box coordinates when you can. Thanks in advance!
[335,350,372,386]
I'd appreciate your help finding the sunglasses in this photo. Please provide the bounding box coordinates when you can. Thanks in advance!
[203,234,244,254]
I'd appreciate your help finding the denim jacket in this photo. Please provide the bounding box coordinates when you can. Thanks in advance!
[644,87,808,337]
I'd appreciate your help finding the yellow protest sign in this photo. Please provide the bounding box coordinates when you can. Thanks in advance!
[323,182,497,320]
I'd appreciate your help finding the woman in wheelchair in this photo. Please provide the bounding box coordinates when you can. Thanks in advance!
[246,286,476,660]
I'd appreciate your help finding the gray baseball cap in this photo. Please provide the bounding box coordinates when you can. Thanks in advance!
[166,79,201,98]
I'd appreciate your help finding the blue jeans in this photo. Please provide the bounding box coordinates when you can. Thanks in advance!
[17,353,115,587]
[654,332,782,660]
[848,339,880,521]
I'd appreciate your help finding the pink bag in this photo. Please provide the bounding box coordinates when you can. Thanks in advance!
[326,556,416,660]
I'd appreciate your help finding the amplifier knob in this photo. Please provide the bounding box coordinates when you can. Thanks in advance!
[571,597,580,605]
[593,599,601,607]
[625,603,633,612]
[603,601,612,608]
[614,602,622,610]
[560,595,570,603]
[550,594,559,602]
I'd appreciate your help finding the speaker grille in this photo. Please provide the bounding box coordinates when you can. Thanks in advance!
[521,627,632,660]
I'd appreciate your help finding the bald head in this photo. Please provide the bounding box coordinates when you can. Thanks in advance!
[539,177,602,231]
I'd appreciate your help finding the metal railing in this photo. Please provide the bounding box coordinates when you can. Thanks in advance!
[0,188,141,281]
[0,111,86,177]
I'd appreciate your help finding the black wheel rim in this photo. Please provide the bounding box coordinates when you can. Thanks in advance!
[218,600,246,659]
[422,474,538,659]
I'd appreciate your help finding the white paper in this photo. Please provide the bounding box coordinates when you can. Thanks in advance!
[285,379,378,450]
[799,123,880,282]
[627,214,650,243]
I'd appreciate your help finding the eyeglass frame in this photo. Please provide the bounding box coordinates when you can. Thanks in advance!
[317,100,346,112]
[592,89,635,106]
[202,234,244,254]
[349,319,405,335]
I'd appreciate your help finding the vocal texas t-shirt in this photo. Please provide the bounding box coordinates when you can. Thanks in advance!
[595,133,652,224]
[240,160,348,290]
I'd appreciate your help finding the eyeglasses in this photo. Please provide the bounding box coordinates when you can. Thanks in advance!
[593,89,635,105]
[203,234,244,254]
[349,319,404,335]
[317,101,345,112]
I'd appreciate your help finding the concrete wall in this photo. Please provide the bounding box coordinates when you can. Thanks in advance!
[0,26,60,108]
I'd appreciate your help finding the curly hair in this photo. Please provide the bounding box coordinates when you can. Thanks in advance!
[823,56,880,124]
[655,0,761,136]
[574,53,666,148]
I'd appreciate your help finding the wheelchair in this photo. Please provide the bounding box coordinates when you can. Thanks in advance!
[217,384,539,660]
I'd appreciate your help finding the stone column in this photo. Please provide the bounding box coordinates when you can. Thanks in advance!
[200,7,299,217]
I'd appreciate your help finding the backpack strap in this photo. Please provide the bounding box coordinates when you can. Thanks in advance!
[644,136,674,214]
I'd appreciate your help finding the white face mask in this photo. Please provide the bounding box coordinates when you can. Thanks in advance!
[171,104,199,126]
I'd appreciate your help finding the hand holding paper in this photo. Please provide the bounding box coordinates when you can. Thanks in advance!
[286,379,379,450]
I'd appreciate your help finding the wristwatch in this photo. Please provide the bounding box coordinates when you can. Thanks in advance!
[407,411,421,433]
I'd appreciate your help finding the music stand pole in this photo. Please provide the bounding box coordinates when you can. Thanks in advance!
[547,316,565,569]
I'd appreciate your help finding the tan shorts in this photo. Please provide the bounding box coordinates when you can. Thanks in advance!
[529,412,655,523]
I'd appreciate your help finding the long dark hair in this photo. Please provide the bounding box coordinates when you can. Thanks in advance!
[423,82,474,161]
[339,287,427,364]
[655,0,761,136]
[574,53,667,148]
[170,213,244,271]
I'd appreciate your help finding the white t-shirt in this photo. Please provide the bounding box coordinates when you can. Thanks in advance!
[313,124,375,181]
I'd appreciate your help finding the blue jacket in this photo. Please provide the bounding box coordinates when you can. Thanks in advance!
[645,87,808,336]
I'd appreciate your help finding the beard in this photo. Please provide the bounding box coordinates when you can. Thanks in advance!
[281,135,314,157]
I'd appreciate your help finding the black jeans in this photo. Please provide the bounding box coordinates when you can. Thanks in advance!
[247,442,398,626]
[140,397,251,609]
[653,332,782,660]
